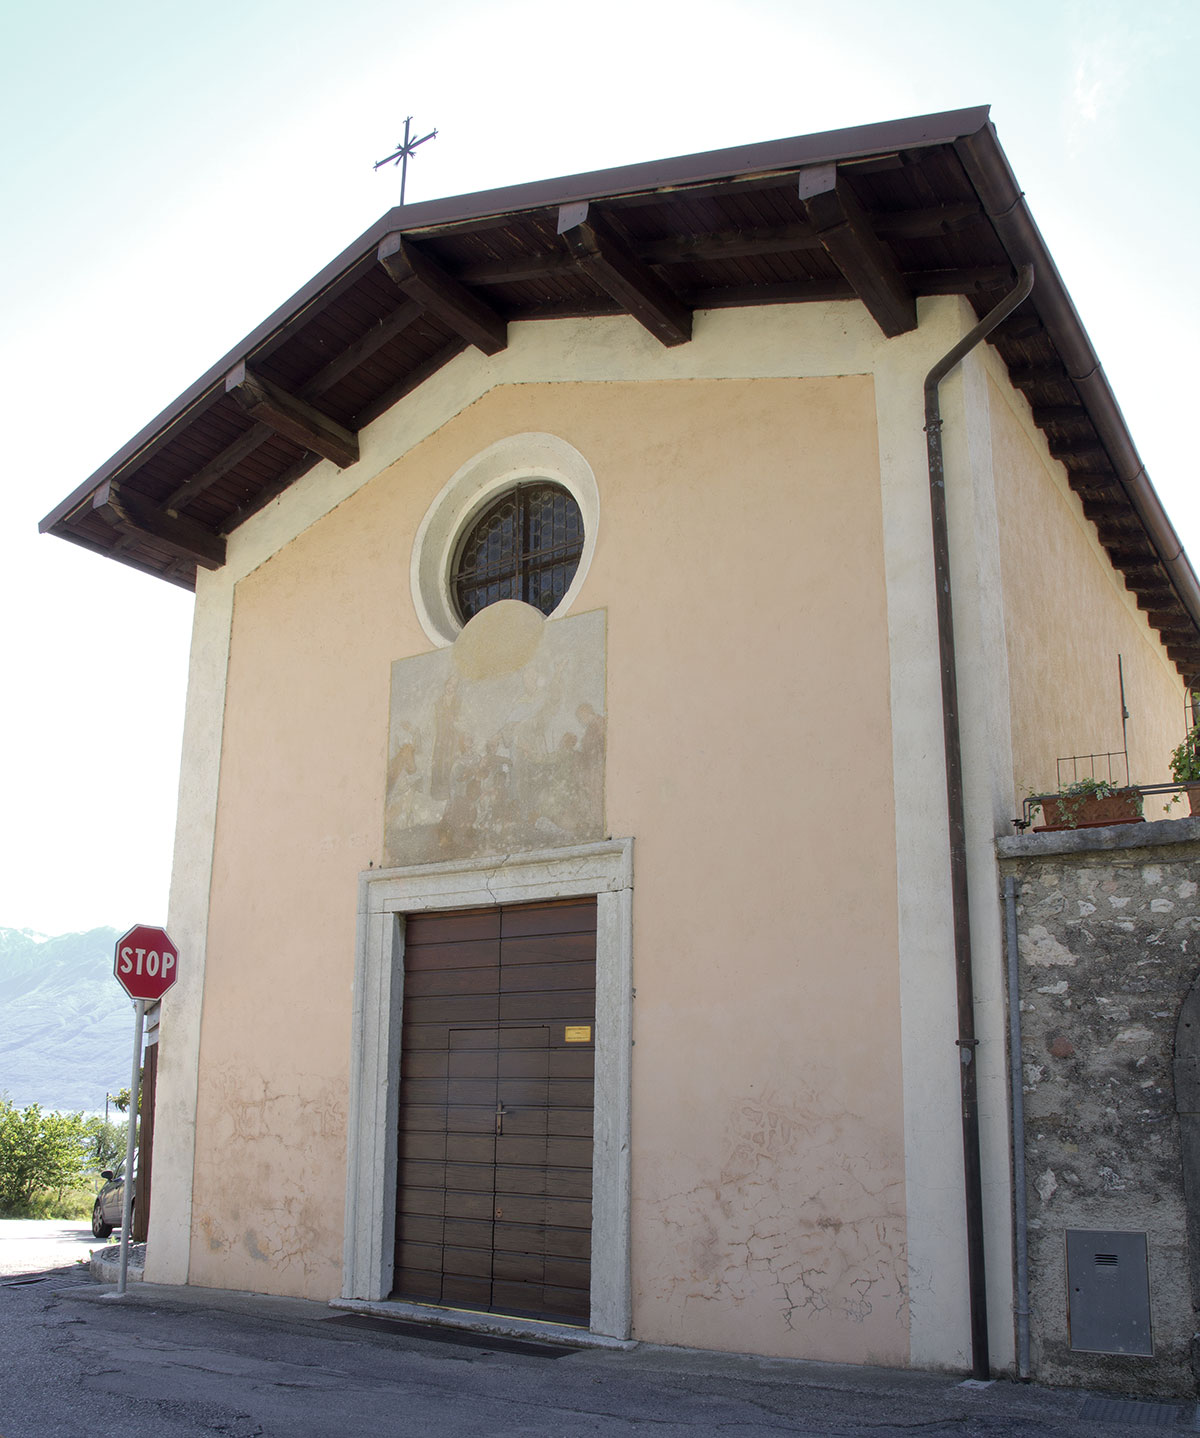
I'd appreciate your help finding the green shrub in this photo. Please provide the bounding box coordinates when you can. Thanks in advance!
[22,1183,98,1222]
[84,1116,127,1172]
[0,1097,96,1216]
[1170,724,1200,785]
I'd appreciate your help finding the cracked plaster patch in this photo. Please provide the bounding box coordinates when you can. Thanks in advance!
[192,1066,346,1286]
[643,1087,906,1345]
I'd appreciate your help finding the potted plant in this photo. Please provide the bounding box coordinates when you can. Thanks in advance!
[1167,722,1200,815]
[1032,776,1144,831]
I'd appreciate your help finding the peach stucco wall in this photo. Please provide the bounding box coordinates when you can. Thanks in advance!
[989,376,1186,803]
[191,376,907,1363]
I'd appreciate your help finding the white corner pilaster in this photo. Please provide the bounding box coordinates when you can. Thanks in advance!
[875,295,1017,1373]
[144,566,234,1285]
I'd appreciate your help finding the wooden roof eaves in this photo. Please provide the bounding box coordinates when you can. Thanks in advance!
[955,121,1200,678]
[39,106,990,538]
[391,106,993,230]
[44,102,1200,683]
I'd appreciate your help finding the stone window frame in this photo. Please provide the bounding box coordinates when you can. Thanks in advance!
[410,432,600,649]
[342,838,633,1340]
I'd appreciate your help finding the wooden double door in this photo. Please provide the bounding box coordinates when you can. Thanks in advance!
[392,898,596,1323]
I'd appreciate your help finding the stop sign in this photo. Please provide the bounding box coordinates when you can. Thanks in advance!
[114,924,180,1001]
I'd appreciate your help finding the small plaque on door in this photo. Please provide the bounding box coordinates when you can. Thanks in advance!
[565,1025,592,1043]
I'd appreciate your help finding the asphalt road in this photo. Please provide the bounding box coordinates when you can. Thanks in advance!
[0,1219,102,1276]
[0,1263,1194,1437]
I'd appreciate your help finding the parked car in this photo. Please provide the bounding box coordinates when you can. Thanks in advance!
[92,1158,134,1238]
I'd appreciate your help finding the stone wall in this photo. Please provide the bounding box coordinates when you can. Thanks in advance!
[997,819,1200,1396]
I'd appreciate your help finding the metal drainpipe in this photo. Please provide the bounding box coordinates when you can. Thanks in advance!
[1004,874,1031,1379]
[924,263,1035,1381]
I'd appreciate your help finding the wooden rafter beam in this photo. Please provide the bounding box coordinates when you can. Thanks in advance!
[1048,437,1107,465]
[689,279,855,310]
[92,480,226,570]
[1146,611,1193,632]
[1095,523,1142,545]
[350,338,469,436]
[165,300,422,514]
[1032,405,1093,428]
[1081,502,1127,526]
[1122,564,1170,584]
[991,313,1042,342]
[1008,364,1071,389]
[458,251,607,288]
[1125,571,1175,600]
[305,299,424,394]
[908,267,1013,296]
[450,206,985,288]
[638,221,821,268]
[164,424,274,512]
[377,234,507,355]
[433,264,983,317]
[224,363,359,470]
[218,336,471,536]
[557,203,692,347]
[796,164,916,337]
[874,201,983,239]
[1137,592,1177,613]
[1105,544,1158,568]
[1067,471,1119,493]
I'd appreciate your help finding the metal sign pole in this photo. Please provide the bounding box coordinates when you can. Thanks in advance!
[116,999,145,1296]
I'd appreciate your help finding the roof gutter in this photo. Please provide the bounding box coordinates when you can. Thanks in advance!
[955,123,1200,655]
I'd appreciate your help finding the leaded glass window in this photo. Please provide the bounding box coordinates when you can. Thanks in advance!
[452,482,584,623]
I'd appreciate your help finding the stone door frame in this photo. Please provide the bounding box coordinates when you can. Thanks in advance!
[342,838,633,1340]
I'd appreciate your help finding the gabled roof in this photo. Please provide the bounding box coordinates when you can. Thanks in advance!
[40,106,1200,680]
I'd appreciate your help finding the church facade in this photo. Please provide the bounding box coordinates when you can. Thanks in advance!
[43,108,1198,1378]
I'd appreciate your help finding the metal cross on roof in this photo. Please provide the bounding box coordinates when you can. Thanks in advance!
[374,116,438,207]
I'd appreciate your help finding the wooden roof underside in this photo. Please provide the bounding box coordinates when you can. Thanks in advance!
[40,106,1200,681]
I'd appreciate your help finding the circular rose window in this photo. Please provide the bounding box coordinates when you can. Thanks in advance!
[452,481,585,624]
[410,433,599,647]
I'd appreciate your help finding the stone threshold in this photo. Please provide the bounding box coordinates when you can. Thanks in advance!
[328,1296,636,1351]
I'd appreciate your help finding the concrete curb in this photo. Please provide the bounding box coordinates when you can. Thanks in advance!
[88,1241,145,1284]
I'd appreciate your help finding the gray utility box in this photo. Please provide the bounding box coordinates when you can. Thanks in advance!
[1065,1229,1153,1356]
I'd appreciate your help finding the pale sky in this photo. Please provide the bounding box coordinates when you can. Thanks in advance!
[1,0,1196,935]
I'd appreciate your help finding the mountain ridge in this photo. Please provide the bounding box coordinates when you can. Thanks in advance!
[0,926,134,1111]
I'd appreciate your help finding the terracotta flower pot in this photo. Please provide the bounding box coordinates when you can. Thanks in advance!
[1035,788,1144,831]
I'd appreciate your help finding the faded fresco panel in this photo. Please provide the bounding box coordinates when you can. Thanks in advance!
[385,601,606,865]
